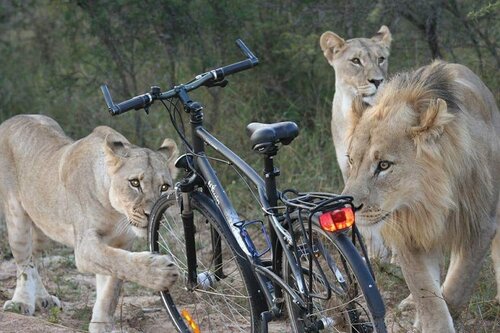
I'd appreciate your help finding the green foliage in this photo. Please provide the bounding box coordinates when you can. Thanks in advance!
[47,306,61,324]
[0,0,497,194]
[467,1,500,20]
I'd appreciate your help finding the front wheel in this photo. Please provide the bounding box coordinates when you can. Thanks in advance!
[149,191,264,332]
[282,220,386,333]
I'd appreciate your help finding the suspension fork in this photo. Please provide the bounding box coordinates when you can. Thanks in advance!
[181,191,198,290]
[179,185,226,291]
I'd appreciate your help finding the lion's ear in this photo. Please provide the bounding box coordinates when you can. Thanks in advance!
[371,25,392,49]
[104,134,129,170]
[410,98,454,142]
[320,31,345,63]
[159,138,179,179]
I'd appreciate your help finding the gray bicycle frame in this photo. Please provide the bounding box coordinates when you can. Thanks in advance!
[187,116,309,309]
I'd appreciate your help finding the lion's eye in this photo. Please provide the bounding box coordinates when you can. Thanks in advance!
[378,56,385,64]
[129,179,141,188]
[350,58,361,65]
[376,161,392,172]
[160,184,169,192]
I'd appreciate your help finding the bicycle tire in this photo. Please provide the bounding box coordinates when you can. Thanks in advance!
[149,191,264,333]
[282,219,387,333]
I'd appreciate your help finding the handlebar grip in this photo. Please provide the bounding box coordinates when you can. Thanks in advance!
[100,85,152,116]
[220,59,256,77]
[113,94,152,115]
[217,39,258,77]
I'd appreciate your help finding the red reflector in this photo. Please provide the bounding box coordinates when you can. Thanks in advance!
[319,207,355,232]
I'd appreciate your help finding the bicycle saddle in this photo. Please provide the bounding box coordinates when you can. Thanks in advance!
[246,121,299,153]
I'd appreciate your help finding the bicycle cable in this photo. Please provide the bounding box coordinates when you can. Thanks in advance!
[161,98,192,152]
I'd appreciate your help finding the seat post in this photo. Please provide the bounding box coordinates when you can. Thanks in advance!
[263,149,280,279]
[263,149,279,211]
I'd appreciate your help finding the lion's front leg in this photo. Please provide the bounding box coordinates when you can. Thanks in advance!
[398,247,455,333]
[88,274,123,333]
[442,217,496,316]
[74,231,178,291]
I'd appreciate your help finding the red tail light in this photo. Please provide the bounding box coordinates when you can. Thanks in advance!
[319,207,355,232]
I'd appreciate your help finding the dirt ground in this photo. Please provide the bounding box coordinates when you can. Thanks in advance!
[0,246,177,333]
[1,243,499,332]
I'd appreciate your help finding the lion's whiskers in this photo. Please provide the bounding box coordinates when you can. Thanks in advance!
[113,216,131,237]
[375,210,407,243]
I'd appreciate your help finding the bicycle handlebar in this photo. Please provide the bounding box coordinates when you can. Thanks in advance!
[101,39,259,116]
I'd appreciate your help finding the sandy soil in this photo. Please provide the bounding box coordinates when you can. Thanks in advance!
[0,249,176,333]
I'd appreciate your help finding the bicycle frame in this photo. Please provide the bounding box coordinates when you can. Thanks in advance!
[177,94,313,318]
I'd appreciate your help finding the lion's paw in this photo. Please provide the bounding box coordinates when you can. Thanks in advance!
[36,295,61,311]
[145,254,179,291]
[130,252,179,291]
[89,321,115,333]
[3,300,35,315]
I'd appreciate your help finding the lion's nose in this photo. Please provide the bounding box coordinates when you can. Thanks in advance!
[341,184,366,212]
[345,196,364,212]
[369,78,383,89]
[143,209,150,219]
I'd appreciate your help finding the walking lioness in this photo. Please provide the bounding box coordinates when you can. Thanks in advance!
[0,115,179,332]
[343,61,500,332]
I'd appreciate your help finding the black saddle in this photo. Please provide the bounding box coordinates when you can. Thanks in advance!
[246,121,299,154]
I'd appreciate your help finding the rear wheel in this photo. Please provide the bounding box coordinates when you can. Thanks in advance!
[282,220,386,333]
[149,192,263,332]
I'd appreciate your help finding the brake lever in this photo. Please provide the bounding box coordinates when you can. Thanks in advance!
[205,79,229,88]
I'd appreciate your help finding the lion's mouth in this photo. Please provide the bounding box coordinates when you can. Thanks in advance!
[128,216,148,229]
[357,211,391,227]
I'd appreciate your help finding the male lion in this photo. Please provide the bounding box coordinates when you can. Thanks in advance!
[343,61,500,332]
[0,115,179,332]
[320,26,392,261]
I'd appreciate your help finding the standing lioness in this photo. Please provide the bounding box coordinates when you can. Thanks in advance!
[0,115,179,332]
[320,26,392,261]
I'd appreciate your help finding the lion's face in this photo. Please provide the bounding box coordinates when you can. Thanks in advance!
[342,101,431,228]
[320,26,391,105]
[342,90,457,232]
[105,138,178,237]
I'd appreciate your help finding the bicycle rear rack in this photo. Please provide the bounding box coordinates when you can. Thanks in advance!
[280,190,376,282]
[280,190,355,214]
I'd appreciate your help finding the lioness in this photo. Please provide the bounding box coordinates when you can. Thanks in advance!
[343,61,500,332]
[320,26,392,261]
[0,115,179,332]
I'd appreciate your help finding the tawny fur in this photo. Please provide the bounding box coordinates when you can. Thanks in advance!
[0,115,179,333]
[344,61,500,333]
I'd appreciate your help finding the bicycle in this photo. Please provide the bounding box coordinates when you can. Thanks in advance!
[101,39,386,333]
